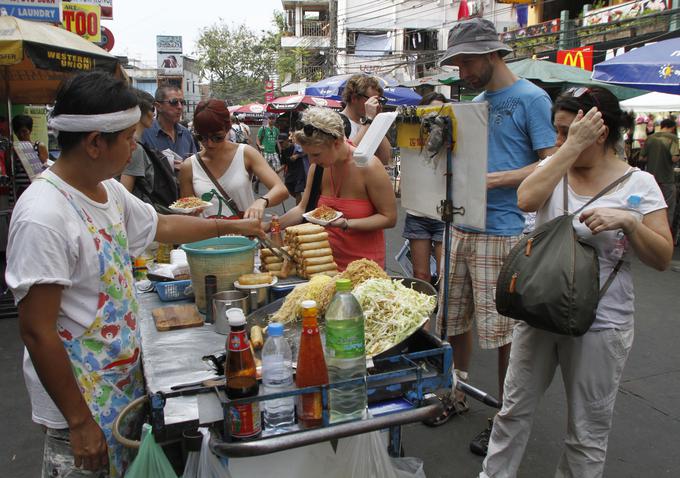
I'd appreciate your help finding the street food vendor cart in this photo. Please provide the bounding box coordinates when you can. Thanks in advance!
[114,275,459,475]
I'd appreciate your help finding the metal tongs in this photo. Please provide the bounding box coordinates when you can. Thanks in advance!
[258,236,296,264]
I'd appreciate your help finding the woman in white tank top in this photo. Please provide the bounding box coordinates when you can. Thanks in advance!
[178,100,288,219]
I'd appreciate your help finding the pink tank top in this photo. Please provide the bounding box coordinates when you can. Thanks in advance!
[317,195,385,271]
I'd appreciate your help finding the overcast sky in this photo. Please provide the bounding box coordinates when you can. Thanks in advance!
[105,0,282,66]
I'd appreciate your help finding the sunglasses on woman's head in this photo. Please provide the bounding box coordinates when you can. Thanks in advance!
[196,132,227,143]
[294,121,338,138]
[565,87,600,110]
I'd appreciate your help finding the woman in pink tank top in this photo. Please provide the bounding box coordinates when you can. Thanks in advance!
[279,107,397,271]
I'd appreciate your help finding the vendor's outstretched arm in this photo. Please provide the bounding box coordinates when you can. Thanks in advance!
[155,215,265,243]
[19,284,108,472]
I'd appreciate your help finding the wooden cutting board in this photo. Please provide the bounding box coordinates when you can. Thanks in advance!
[152,304,204,331]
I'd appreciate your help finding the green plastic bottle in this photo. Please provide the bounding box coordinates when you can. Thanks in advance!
[324,278,367,423]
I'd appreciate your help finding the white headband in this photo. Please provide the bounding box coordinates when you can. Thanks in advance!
[48,107,141,133]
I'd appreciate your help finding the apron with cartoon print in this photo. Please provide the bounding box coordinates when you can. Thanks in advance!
[40,176,144,477]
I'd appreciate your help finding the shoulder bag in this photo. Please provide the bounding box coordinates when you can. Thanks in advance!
[194,152,243,219]
[495,171,633,336]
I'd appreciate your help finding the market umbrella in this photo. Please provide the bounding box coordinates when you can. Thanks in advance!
[440,58,645,100]
[267,95,342,113]
[0,15,124,104]
[592,38,680,94]
[620,91,680,113]
[305,73,422,106]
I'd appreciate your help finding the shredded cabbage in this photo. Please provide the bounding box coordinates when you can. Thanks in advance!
[353,278,436,357]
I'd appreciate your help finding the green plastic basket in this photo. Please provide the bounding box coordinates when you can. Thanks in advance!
[181,236,256,312]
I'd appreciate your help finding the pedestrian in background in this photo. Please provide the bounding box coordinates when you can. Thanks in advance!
[482,86,672,478]
[257,115,282,173]
[119,89,178,210]
[279,133,306,205]
[640,117,679,230]
[142,85,197,169]
[339,74,392,165]
[432,18,556,456]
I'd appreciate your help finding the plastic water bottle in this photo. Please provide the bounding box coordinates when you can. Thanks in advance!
[324,278,367,423]
[613,195,642,260]
[261,322,295,432]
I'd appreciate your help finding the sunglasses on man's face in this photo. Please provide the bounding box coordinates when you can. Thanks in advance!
[196,133,227,143]
[159,98,186,107]
[359,93,388,105]
[294,121,338,138]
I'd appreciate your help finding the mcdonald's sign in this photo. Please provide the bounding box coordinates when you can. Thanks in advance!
[557,46,594,71]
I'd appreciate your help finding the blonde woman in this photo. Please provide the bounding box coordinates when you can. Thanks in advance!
[279,107,397,270]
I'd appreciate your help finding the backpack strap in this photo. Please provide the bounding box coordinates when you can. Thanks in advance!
[599,259,624,299]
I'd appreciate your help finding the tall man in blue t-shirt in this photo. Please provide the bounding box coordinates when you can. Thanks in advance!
[434,18,556,455]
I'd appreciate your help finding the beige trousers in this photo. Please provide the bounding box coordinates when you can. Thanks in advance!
[480,322,634,478]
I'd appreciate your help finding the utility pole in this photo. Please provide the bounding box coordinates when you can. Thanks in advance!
[329,0,338,76]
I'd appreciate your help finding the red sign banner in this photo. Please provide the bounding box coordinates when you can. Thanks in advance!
[557,46,594,71]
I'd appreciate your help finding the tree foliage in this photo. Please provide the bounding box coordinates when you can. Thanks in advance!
[195,22,277,104]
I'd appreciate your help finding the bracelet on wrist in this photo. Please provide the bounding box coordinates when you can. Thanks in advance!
[258,196,270,208]
[342,219,350,231]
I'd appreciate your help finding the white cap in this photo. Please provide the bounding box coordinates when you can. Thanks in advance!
[301,300,317,309]
[226,307,246,326]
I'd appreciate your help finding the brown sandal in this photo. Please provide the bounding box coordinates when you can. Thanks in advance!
[423,392,469,427]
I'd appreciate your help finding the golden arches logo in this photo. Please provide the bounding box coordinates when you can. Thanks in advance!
[562,51,586,69]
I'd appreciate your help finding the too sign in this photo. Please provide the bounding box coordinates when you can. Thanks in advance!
[62,3,101,43]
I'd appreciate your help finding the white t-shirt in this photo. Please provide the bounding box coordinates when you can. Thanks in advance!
[535,161,666,330]
[6,170,158,428]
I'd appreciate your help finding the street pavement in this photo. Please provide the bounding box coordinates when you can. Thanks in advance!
[1,197,679,477]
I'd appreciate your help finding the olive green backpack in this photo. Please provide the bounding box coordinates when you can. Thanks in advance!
[496,171,633,336]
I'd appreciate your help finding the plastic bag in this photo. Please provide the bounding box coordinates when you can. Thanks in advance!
[197,429,233,478]
[331,430,426,478]
[126,424,178,478]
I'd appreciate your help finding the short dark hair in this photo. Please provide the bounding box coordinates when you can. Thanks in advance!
[553,86,634,150]
[154,85,181,102]
[52,71,138,153]
[134,89,155,116]
[660,118,676,130]
[419,92,448,106]
[11,114,33,133]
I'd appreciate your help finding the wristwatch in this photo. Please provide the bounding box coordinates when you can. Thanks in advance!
[359,116,373,125]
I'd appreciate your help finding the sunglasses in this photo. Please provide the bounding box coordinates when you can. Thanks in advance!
[565,87,600,110]
[159,98,186,107]
[294,121,338,138]
[359,93,388,105]
[196,133,227,143]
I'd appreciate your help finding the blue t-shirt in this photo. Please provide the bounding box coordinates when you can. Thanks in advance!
[471,79,555,236]
[141,119,197,159]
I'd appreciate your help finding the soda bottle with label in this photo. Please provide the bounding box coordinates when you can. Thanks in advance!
[270,216,283,248]
[295,300,328,428]
[324,279,367,423]
[225,308,261,440]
